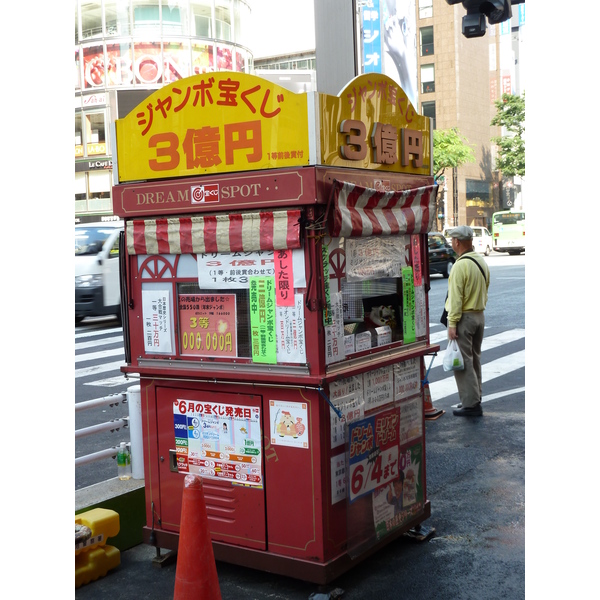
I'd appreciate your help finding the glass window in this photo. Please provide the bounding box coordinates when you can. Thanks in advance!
[106,42,134,86]
[421,100,436,129]
[419,0,433,19]
[421,63,434,93]
[85,111,107,156]
[75,113,83,157]
[191,0,212,37]
[81,0,103,39]
[104,0,131,36]
[192,41,213,74]
[234,0,251,46]
[215,0,232,41]
[420,26,433,56]
[75,48,82,90]
[75,172,87,212]
[133,0,161,32]
[88,170,112,212]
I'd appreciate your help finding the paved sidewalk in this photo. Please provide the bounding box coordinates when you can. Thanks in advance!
[75,389,525,600]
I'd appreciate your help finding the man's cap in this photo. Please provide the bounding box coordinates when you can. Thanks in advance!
[447,225,473,240]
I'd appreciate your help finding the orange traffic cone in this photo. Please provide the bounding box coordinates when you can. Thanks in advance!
[423,381,444,420]
[174,474,222,600]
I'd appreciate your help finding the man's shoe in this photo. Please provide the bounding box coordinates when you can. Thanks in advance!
[453,404,483,417]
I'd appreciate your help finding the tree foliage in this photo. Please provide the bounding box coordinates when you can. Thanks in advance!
[433,128,476,181]
[491,92,525,178]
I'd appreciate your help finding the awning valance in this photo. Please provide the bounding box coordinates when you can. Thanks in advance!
[329,180,438,238]
[126,210,302,255]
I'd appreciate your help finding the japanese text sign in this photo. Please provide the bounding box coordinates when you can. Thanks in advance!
[173,399,263,486]
[115,72,310,182]
[249,276,277,364]
[178,294,237,357]
[319,73,431,175]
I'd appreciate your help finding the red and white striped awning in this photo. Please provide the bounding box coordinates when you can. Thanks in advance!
[126,210,302,255]
[329,180,438,238]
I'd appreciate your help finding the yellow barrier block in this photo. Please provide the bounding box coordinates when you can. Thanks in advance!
[75,545,121,588]
[75,508,120,556]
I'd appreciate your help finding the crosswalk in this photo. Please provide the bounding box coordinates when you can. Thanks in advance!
[427,326,525,405]
[75,323,129,389]
[75,322,525,403]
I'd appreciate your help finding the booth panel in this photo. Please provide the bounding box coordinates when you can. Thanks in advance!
[263,387,328,561]
[156,385,267,551]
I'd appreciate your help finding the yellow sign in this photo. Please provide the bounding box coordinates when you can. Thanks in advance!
[319,73,431,176]
[115,72,310,182]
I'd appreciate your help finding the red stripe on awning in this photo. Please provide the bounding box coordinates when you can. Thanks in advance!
[204,215,218,253]
[259,211,273,250]
[126,210,302,255]
[329,181,437,238]
[156,218,170,254]
[131,220,147,254]
[179,217,194,254]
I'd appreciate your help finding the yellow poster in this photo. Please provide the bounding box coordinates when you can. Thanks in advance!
[319,73,431,175]
[116,72,310,182]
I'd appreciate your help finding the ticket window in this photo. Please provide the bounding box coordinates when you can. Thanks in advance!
[324,233,427,364]
[134,247,309,367]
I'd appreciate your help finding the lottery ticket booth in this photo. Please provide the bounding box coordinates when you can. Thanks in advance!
[113,72,440,584]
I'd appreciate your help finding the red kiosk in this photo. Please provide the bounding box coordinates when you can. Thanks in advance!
[113,72,439,584]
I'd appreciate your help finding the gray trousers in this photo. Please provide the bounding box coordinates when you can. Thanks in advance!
[453,311,485,408]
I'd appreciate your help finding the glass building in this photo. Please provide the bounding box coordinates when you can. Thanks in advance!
[75,0,252,222]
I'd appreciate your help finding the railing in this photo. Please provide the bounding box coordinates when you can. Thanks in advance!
[75,393,129,467]
[75,387,143,478]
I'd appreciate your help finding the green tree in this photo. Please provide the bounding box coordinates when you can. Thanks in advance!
[491,92,525,178]
[433,128,476,182]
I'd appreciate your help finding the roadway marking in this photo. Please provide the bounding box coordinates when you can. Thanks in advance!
[75,360,125,378]
[430,350,525,401]
[75,347,124,363]
[450,386,526,407]
[75,335,123,351]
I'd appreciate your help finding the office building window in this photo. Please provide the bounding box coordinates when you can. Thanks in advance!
[421,63,435,93]
[421,101,436,129]
[419,0,433,19]
[420,26,434,56]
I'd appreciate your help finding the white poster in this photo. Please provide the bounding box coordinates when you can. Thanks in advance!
[325,292,346,365]
[329,389,365,450]
[331,453,347,505]
[269,400,309,449]
[142,289,173,354]
[345,236,408,281]
[414,283,427,338]
[197,248,305,289]
[394,357,421,401]
[364,365,394,411]
[276,293,307,364]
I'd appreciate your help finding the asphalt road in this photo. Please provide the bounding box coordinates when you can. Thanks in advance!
[74,252,527,599]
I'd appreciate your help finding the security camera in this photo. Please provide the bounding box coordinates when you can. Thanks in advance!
[462,11,487,38]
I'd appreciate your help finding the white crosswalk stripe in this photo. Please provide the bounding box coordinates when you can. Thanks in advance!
[428,328,525,403]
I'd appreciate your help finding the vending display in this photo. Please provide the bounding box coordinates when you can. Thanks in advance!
[113,71,439,583]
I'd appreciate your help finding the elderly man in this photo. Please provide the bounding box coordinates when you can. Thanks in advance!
[444,226,490,417]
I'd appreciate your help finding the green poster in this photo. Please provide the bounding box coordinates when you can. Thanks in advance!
[322,244,333,326]
[402,267,416,344]
[249,276,277,364]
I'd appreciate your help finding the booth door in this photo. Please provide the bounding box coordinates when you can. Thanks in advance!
[156,386,267,551]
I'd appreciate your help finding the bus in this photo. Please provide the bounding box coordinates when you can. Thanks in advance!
[491,210,525,255]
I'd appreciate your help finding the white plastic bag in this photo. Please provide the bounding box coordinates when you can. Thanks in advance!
[443,339,465,372]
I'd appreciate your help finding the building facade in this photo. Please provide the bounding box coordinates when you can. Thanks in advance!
[416,0,525,230]
[75,0,252,223]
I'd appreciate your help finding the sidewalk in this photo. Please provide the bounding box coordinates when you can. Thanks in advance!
[75,389,525,600]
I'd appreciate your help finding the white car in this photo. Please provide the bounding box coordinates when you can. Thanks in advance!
[471,226,493,256]
[444,226,493,256]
